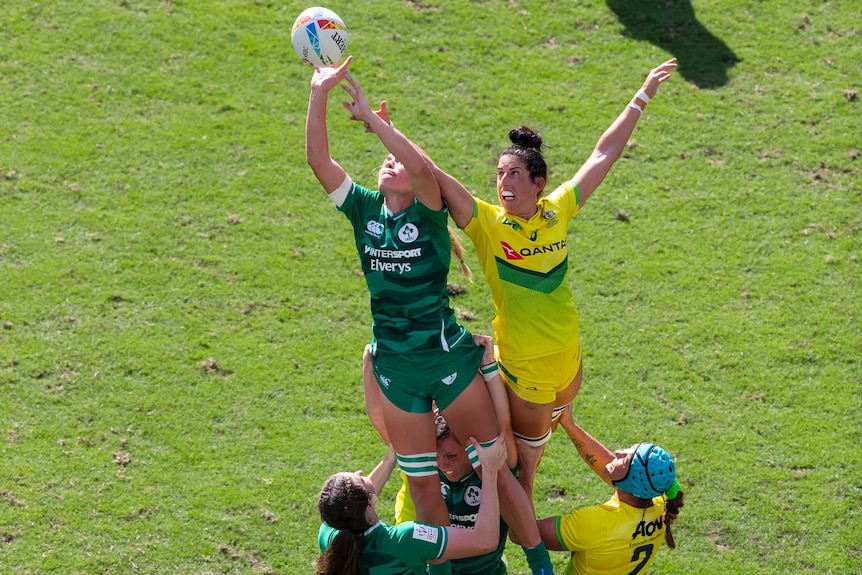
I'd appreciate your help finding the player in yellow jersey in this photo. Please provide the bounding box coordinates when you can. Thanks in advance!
[537,405,685,575]
[410,58,679,504]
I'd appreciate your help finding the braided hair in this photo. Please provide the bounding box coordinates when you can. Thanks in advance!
[448,227,472,281]
[662,489,685,550]
[315,473,373,575]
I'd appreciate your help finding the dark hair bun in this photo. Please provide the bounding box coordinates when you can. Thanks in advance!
[508,126,543,151]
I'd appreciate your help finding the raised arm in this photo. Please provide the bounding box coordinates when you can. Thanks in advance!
[431,162,475,228]
[537,404,616,550]
[368,444,397,497]
[305,57,353,194]
[556,403,615,487]
[364,100,475,227]
[472,334,518,469]
[573,57,677,207]
[439,435,507,560]
[340,75,443,211]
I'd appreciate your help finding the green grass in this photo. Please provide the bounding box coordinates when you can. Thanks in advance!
[1,1,860,573]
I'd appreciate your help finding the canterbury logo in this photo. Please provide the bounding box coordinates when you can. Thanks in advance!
[500,241,524,260]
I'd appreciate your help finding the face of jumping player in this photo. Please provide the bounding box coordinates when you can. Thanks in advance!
[605,443,640,482]
[436,435,473,482]
[378,154,410,195]
[496,154,544,220]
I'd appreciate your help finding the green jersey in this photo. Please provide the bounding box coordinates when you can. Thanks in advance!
[318,520,447,575]
[337,180,468,354]
[396,468,511,574]
[442,469,508,575]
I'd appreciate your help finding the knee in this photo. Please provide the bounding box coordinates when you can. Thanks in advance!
[406,475,441,502]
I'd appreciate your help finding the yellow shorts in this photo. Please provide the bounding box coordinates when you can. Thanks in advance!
[498,341,582,404]
[394,471,415,524]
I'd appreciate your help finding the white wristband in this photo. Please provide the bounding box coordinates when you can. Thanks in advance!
[627,101,643,113]
[635,88,651,103]
[481,362,500,382]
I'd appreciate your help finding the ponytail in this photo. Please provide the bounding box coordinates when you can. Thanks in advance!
[315,530,366,575]
[448,227,472,281]
[662,489,685,550]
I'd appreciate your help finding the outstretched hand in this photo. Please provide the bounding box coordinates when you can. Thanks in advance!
[310,55,353,93]
[641,57,677,100]
[340,72,375,125]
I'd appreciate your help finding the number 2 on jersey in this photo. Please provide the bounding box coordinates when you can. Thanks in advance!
[627,544,654,575]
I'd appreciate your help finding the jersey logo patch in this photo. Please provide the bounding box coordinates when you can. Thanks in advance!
[440,483,451,499]
[398,223,419,243]
[412,523,439,544]
[500,241,523,260]
[366,220,384,238]
[464,485,482,507]
[441,372,457,386]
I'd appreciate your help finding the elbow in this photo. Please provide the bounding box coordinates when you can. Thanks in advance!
[407,163,434,181]
[474,525,500,554]
[306,151,329,174]
[476,536,498,555]
[595,147,624,165]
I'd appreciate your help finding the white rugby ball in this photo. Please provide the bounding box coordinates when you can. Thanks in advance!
[291,7,347,68]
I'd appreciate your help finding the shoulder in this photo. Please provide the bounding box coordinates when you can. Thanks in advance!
[337,180,381,215]
[464,196,503,233]
[412,196,449,220]
[318,522,337,551]
[389,521,446,547]
[544,180,580,215]
[472,196,500,217]
[558,498,619,534]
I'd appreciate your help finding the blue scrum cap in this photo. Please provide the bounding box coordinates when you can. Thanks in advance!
[612,443,676,499]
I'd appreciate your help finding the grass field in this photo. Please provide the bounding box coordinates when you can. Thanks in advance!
[1,1,860,574]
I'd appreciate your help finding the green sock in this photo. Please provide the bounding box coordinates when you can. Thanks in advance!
[522,541,553,573]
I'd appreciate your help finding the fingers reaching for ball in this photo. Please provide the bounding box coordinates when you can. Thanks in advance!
[340,72,375,125]
[309,55,353,93]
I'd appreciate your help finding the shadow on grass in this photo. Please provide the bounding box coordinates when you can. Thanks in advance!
[607,0,740,88]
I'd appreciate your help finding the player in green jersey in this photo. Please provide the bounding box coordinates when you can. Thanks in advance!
[315,433,507,575]
[376,58,679,509]
[363,337,511,574]
[537,405,685,575]
[394,410,511,575]
[306,58,555,575]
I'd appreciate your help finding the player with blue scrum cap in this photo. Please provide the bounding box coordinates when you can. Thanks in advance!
[537,406,685,575]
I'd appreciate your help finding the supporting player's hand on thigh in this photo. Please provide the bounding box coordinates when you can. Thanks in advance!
[472,434,507,473]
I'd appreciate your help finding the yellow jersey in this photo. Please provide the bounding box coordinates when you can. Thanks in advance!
[463,182,580,361]
[556,495,667,575]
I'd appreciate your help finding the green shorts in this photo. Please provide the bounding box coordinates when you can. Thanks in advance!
[371,342,485,413]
